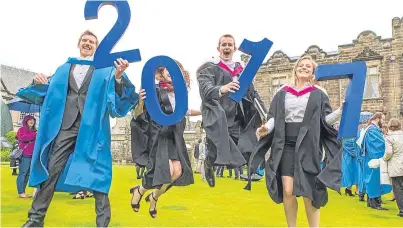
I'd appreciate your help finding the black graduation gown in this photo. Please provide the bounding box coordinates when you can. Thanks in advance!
[131,86,194,189]
[131,111,150,167]
[245,88,342,209]
[196,61,267,168]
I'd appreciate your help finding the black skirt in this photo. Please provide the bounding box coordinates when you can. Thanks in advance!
[279,137,297,177]
[279,123,301,177]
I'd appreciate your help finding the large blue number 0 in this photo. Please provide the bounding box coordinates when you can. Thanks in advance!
[314,61,367,139]
[141,56,188,126]
[228,38,273,102]
[84,0,141,69]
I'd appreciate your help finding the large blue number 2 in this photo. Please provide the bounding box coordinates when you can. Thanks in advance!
[314,61,367,139]
[84,0,141,69]
[228,38,273,102]
[141,56,188,126]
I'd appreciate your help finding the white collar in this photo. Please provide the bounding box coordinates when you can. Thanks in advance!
[77,56,94,61]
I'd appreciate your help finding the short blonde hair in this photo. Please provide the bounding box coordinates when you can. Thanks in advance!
[291,56,318,85]
[388,118,402,131]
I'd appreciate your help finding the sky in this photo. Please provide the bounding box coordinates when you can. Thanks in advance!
[1,0,402,122]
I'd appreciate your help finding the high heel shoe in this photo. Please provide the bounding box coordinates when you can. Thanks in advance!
[129,185,143,212]
[345,188,354,196]
[145,192,158,218]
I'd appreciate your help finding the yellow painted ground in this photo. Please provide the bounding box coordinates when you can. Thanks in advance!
[1,165,401,227]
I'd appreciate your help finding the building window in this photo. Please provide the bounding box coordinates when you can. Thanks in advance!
[272,77,287,94]
[363,66,380,99]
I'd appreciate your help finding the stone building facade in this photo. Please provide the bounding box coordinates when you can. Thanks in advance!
[253,16,403,122]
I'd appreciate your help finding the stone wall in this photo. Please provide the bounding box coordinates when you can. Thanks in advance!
[254,17,403,122]
[110,116,132,164]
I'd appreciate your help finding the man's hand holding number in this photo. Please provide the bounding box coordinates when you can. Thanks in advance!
[33,73,51,85]
[114,58,129,80]
[220,81,240,95]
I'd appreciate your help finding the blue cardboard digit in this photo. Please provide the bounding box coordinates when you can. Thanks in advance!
[315,61,367,139]
[84,0,141,69]
[228,38,273,102]
[141,56,188,126]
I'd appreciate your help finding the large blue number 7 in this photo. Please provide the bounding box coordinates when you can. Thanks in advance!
[314,61,367,139]
[84,0,141,69]
[228,38,273,102]
[141,56,188,126]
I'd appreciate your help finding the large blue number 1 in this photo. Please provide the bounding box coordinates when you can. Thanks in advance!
[314,61,367,139]
[141,56,188,126]
[228,38,273,102]
[84,0,142,69]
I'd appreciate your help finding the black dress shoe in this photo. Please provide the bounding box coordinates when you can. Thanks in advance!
[371,206,388,210]
[376,197,385,204]
[368,198,388,210]
[204,161,215,187]
[145,192,158,218]
[22,218,44,227]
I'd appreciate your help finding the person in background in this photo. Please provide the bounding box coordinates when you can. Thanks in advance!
[383,118,403,217]
[357,112,392,210]
[341,123,361,196]
[198,137,207,181]
[194,139,201,173]
[10,142,19,176]
[16,115,37,198]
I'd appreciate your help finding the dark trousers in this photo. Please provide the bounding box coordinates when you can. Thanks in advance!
[205,124,240,167]
[216,166,243,178]
[216,166,224,177]
[17,156,32,194]
[391,176,403,213]
[27,115,111,227]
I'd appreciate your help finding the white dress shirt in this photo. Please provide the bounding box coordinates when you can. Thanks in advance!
[72,56,93,88]
[264,83,342,133]
[168,92,191,115]
[72,56,122,88]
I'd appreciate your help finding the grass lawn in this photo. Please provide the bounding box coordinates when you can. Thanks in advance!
[1,165,401,227]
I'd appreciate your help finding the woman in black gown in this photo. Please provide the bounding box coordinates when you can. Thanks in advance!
[252,56,343,227]
[129,61,200,218]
